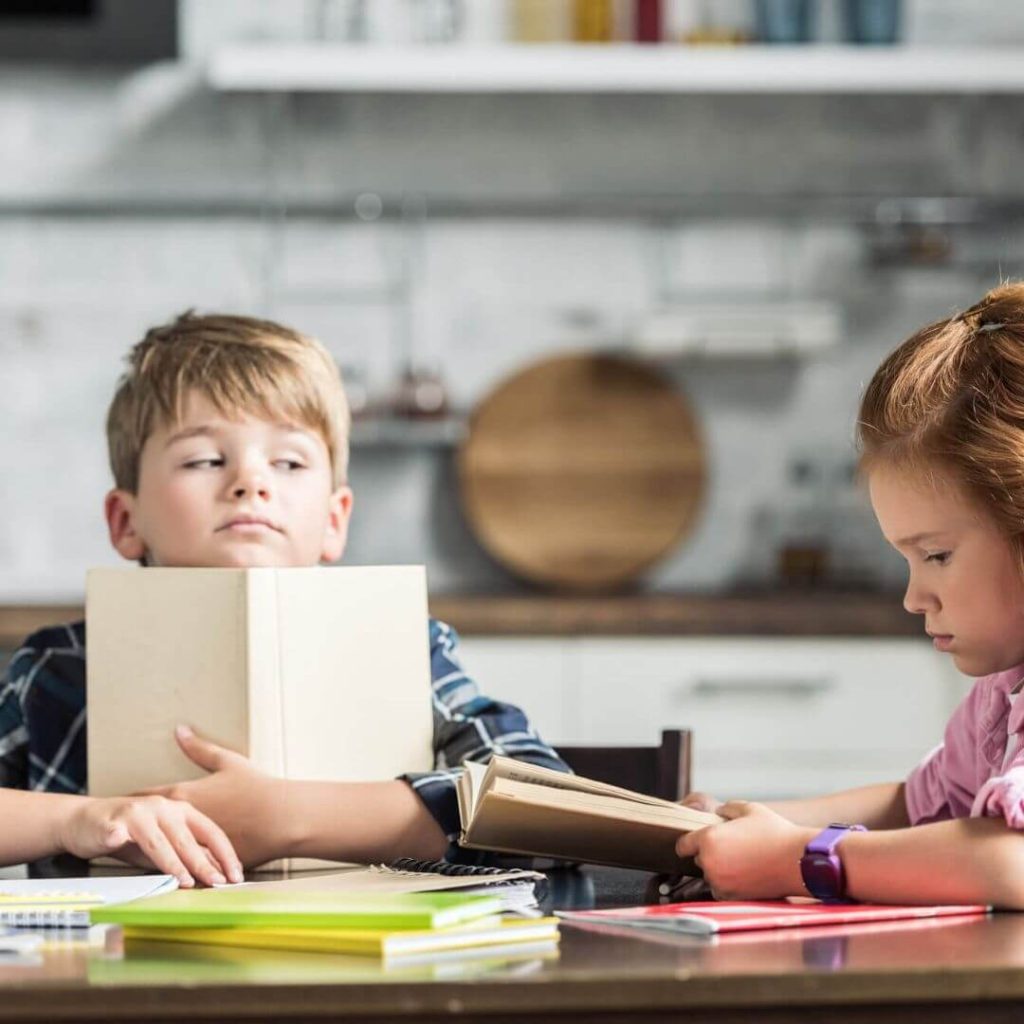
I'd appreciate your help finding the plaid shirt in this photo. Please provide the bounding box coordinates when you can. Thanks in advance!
[0,618,568,860]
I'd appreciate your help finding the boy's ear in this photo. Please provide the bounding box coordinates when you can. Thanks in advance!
[104,488,147,562]
[320,485,354,564]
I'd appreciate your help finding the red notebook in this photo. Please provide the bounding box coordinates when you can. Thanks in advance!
[556,900,990,937]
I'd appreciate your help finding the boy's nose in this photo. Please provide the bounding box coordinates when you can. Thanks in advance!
[232,481,270,500]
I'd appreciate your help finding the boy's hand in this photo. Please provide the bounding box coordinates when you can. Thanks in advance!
[675,801,816,900]
[140,726,293,868]
[57,794,242,888]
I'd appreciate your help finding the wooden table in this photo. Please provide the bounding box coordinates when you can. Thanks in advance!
[1,866,1022,1023]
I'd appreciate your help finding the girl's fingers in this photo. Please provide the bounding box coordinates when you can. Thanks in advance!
[186,808,244,883]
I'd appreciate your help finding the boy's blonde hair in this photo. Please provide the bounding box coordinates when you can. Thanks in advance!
[106,311,350,492]
[858,282,1024,564]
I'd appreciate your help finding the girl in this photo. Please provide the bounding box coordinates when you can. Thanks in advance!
[677,283,1024,907]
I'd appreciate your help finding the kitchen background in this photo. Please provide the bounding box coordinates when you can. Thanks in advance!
[2,0,1018,798]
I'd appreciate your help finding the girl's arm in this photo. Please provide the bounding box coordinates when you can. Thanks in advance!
[677,801,1024,907]
[685,781,911,830]
[767,781,911,830]
[0,787,243,887]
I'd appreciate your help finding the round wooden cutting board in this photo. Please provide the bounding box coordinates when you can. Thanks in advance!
[457,352,706,591]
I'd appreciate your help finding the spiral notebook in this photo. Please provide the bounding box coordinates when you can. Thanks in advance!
[0,875,179,929]
[238,859,545,916]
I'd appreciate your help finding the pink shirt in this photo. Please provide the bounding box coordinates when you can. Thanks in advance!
[906,665,1024,828]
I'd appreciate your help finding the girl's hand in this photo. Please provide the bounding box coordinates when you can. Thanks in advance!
[57,794,243,888]
[140,726,293,869]
[675,801,816,899]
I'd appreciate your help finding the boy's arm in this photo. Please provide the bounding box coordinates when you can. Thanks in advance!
[154,728,447,866]
[677,800,1024,907]
[0,786,242,886]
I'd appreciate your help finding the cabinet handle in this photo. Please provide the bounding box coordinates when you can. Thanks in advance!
[684,677,835,699]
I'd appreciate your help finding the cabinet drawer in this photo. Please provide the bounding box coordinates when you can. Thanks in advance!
[577,638,964,761]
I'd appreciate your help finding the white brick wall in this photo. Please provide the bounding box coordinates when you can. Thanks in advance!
[1,1,1021,599]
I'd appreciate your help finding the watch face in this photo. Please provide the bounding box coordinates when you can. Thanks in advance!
[801,853,841,900]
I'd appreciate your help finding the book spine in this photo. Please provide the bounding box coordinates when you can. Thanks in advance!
[245,570,286,778]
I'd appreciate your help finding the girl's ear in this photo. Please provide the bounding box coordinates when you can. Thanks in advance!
[104,489,146,561]
[320,485,354,564]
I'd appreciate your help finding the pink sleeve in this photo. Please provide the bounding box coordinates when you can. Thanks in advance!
[971,753,1024,830]
[905,681,986,825]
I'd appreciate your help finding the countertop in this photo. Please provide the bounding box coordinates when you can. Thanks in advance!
[0,591,919,649]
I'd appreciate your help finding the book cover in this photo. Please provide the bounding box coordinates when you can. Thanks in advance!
[91,889,503,931]
[456,755,721,873]
[86,565,434,868]
[556,900,991,937]
[121,915,560,957]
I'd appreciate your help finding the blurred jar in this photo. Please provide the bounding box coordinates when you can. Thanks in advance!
[573,0,613,42]
[775,458,830,587]
[392,361,450,419]
[755,0,815,43]
[511,0,571,42]
[842,0,901,43]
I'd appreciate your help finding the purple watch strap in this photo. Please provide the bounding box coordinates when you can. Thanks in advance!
[807,823,866,855]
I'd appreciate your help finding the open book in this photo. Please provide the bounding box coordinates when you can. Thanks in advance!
[86,565,434,869]
[456,756,722,873]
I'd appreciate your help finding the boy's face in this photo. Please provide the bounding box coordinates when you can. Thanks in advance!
[869,462,1024,677]
[105,391,352,569]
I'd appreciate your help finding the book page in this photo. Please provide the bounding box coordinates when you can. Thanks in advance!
[484,755,696,812]
[490,776,719,830]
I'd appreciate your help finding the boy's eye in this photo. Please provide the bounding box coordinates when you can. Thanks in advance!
[273,460,305,471]
[924,551,951,565]
[183,458,224,469]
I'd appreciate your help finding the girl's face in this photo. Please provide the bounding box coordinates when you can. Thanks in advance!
[869,463,1024,677]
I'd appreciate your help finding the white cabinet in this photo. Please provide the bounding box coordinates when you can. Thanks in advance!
[457,635,973,801]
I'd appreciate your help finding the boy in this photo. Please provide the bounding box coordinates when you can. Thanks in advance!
[0,312,568,883]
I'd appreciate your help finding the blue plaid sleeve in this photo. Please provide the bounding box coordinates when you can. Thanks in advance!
[400,618,569,862]
[0,624,87,795]
[0,643,36,789]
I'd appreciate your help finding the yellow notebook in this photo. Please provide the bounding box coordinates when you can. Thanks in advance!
[123,916,560,958]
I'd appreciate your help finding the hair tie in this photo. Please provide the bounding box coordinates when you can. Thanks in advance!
[978,322,1006,333]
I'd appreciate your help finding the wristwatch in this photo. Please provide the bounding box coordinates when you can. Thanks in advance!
[800,823,867,902]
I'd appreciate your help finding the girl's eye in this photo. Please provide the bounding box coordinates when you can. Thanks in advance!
[274,460,305,471]
[183,458,224,469]
[925,551,951,565]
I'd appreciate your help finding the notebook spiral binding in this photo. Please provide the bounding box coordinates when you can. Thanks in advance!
[387,858,536,878]
[0,909,90,929]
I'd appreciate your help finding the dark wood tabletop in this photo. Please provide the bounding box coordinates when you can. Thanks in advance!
[1,866,1022,1024]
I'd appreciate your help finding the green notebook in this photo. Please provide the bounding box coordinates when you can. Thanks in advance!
[91,888,502,931]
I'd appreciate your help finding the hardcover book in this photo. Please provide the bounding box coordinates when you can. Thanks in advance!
[86,565,434,868]
[456,755,722,873]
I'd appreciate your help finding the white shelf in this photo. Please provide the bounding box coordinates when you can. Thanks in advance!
[209,44,1024,94]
